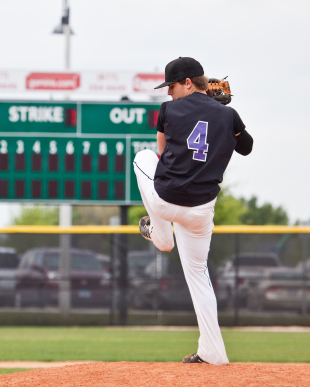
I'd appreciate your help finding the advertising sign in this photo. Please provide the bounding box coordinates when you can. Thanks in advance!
[0,70,166,96]
[133,73,165,93]
[26,73,80,90]
[0,70,25,92]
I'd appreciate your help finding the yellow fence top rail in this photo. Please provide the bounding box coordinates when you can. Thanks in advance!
[0,225,310,234]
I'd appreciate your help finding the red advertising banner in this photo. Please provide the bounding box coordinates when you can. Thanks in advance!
[133,74,165,93]
[26,73,80,90]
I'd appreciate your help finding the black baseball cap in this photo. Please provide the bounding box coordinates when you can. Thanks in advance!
[154,57,204,89]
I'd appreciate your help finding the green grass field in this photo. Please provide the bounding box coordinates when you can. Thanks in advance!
[0,327,309,365]
[0,369,32,375]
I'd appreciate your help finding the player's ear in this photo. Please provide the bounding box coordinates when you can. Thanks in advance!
[185,78,192,89]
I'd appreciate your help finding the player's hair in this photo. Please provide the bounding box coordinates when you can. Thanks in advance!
[179,75,209,90]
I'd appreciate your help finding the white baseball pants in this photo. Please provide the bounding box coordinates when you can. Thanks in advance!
[133,149,229,366]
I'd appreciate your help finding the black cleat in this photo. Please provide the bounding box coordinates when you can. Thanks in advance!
[182,353,208,364]
[139,216,152,241]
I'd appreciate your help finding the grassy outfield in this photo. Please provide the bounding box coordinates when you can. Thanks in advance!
[0,369,32,375]
[0,327,309,363]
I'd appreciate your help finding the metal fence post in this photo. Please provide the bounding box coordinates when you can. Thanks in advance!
[118,206,128,325]
[234,233,240,326]
[109,233,117,325]
[301,232,308,315]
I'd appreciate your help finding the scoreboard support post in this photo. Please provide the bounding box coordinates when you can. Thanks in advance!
[59,204,72,316]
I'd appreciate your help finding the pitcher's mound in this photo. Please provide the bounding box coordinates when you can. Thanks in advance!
[1,362,310,387]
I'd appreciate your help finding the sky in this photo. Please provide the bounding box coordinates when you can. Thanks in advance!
[0,0,309,225]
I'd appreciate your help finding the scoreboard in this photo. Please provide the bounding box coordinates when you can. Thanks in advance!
[0,101,160,204]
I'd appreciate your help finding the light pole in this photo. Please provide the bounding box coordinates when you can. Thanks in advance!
[53,0,74,315]
[53,0,74,70]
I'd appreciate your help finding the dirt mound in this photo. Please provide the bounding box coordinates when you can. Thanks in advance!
[0,362,309,387]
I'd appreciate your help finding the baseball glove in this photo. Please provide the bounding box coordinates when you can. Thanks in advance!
[206,77,232,105]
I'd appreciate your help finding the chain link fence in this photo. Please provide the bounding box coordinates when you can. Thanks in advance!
[0,226,309,326]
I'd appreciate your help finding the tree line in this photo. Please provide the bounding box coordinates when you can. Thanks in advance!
[11,189,289,227]
[2,190,290,257]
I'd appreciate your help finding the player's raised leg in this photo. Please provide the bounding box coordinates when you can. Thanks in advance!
[133,149,174,252]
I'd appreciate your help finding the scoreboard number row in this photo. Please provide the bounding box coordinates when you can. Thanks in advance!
[0,140,125,155]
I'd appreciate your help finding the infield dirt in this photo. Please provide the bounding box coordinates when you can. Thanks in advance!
[0,362,309,387]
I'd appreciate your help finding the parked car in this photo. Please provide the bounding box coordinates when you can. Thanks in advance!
[15,248,110,308]
[295,258,310,272]
[128,250,157,278]
[217,252,283,307]
[95,253,111,275]
[0,247,20,306]
[97,250,155,280]
[129,254,222,310]
[129,254,189,310]
[247,267,310,311]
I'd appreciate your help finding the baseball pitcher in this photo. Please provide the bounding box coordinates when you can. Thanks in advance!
[133,57,253,365]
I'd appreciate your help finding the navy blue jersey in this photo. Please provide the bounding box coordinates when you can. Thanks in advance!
[154,92,245,206]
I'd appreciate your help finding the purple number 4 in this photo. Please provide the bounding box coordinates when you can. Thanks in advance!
[187,121,209,162]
